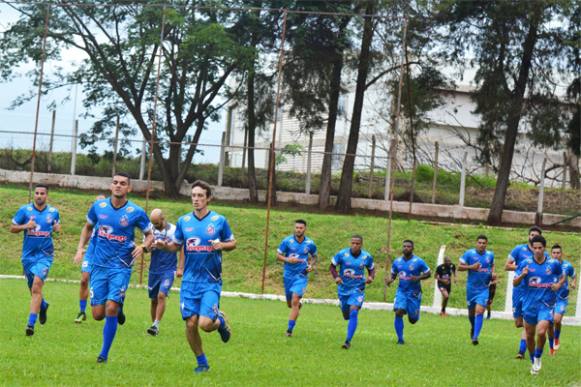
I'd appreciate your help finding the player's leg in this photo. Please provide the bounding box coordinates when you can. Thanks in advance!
[25,275,44,335]
[393,290,407,344]
[343,292,364,349]
[186,316,209,372]
[407,291,421,325]
[147,273,161,335]
[553,300,566,350]
[532,319,551,373]
[76,271,90,323]
[198,289,231,343]
[440,287,449,316]
[90,266,107,321]
[547,322,555,355]
[523,321,536,365]
[513,290,527,358]
[486,284,496,319]
[286,276,307,336]
[147,291,167,336]
[340,296,350,321]
[154,272,174,327]
[472,304,486,344]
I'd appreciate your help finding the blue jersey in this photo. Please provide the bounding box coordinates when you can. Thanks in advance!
[508,244,534,289]
[277,235,318,278]
[84,228,98,261]
[173,210,234,287]
[517,256,562,308]
[332,248,374,296]
[86,198,152,269]
[12,203,60,260]
[460,248,494,290]
[558,260,576,300]
[149,223,177,273]
[391,255,431,293]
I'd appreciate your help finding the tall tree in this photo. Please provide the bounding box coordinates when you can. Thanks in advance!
[0,1,252,196]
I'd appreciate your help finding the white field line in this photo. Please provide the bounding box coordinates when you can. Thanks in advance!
[2,274,579,326]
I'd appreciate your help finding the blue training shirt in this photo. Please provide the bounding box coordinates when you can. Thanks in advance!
[517,255,562,308]
[278,235,318,278]
[508,243,534,289]
[149,223,177,273]
[12,203,60,260]
[84,228,97,263]
[558,260,576,300]
[86,198,152,269]
[391,255,431,293]
[173,210,234,287]
[459,248,495,290]
[332,248,374,296]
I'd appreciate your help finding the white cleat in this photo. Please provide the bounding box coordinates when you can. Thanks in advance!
[532,357,542,373]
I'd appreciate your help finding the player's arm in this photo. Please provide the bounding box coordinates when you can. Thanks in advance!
[133,229,154,259]
[329,263,342,284]
[306,253,317,272]
[385,270,397,286]
[277,252,301,264]
[9,211,36,233]
[211,238,236,252]
[366,266,376,284]
[513,266,528,286]
[551,273,567,292]
[176,248,185,278]
[74,222,94,264]
[417,270,431,281]
[458,257,479,272]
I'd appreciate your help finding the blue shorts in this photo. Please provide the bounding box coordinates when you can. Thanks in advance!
[467,287,489,309]
[180,284,220,320]
[339,290,365,310]
[512,287,524,319]
[148,270,175,299]
[22,257,52,289]
[284,274,308,302]
[523,304,554,325]
[81,257,92,274]
[90,266,132,306]
[394,288,422,322]
[554,299,568,316]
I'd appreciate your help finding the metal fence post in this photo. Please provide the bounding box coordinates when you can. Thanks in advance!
[431,141,439,204]
[47,110,56,173]
[536,156,547,225]
[139,139,146,180]
[306,130,313,194]
[70,119,78,175]
[368,135,376,198]
[384,148,392,201]
[458,151,467,207]
[218,131,226,187]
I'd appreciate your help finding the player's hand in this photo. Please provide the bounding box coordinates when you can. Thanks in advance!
[521,266,529,276]
[210,239,223,251]
[471,262,481,271]
[335,277,343,285]
[153,240,167,250]
[571,283,576,290]
[176,267,183,278]
[132,245,144,259]
[551,282,561,292]
[52,222,61,233]
[26,217,37,230]
[73,248,84,265]
[365,277,374,285]
[287,257,302,264]
[305,264,314,273]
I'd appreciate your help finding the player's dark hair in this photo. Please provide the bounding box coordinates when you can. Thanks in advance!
[34,184,49,192]
[476,234,488,241]
[114,172,132,183]
[528,225,542,235]
[192,180,212,198]
[551,244,562,251]
[531,235,546,247]
[351,234,363,242]
[403,239,414,246]
[295,219,307,227]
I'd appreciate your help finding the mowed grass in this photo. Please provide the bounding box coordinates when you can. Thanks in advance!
[0,279,580,386]
[0,184,579,315]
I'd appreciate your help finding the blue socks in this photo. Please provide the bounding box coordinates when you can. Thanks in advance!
[28,313,38,327]
[346,309,359,343]
[80,299,87,313]
[548,337,554,350]
[554,328,561,340]
[519,339,527,354]
[99,316,118,360]
[196,353,208,367]
[40,299,48,311]
[287,320,296,332]
[394,316,404,343]
[473,314,483,340]
[534,347,543,359]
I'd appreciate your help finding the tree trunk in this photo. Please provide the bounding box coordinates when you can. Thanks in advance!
[569,151,580,190]
[487,11,541,225]
[247,69,259,202]
[318,16,350,210]
[335,3,374,211]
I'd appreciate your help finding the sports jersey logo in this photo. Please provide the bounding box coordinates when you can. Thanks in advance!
[99,202,107,208]
[49,207,56,213]
[98,214,108,219]
[27,206,33,211]
[211,215,220,221]
[528,276,552,288]
[186,237,213,252]
[46,216,52,223]
[126,207,134,213]
[97,225,128,243]
[185,227,193,232]
[545,266,552,275]
[303,247,308,254]
[27,223,50,238]
[207,224,215,235]
[184,216,191,222]
[120,215,129,227]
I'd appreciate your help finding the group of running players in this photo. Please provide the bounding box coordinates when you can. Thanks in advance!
[10,173,576,375]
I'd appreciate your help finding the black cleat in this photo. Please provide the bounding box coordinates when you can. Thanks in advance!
[515,352,525,360]
[194,364,210,373]
[39,304,49,325]
[147,325,159,336]
[25,325,34,336]
[472,339,479,345]
[97,356,107,363]
[341,341,351,350]
[75,312,87,324]
[118,309,126,325]
[217,311,231,343]
[286,330,293,337]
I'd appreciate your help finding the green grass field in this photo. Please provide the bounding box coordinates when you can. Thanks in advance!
[0,185,579,315]
[0,279,579,386]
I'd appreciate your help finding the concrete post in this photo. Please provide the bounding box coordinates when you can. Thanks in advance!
[47,110,56,173]
[505,271,515,314]
[70,119,78,175]
[459,151,467,207]
[536,157,546,225]
[306,131,313,194]
[431,141,439,204]
[218,131,226,187]
[112,115,120,176]
[432,245,446,309]
[139,139,146,180]
[368,135,376,198]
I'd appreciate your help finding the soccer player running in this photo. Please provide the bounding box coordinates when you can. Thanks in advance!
[73,173,153,363]
[329,235,375,349]
[74,194,106,323]
[513,235,564,375]
[144,208,178,336]
[10,184,61,336]
[166,180,236,373]
[505,225,542,359]
[458,235,495,345]
[385,240,431,344]
[435,256,456,316]
[276,219,318,337]
[547,244,576,354]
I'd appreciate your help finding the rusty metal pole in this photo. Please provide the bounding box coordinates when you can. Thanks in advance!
[261,9,288,294]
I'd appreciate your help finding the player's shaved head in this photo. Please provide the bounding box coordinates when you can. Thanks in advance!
[150,208,165,229]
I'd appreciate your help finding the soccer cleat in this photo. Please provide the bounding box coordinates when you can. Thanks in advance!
[549,348,556,356]
[286,330,293,337]
[97,356,107,363]
[25,325,34,336]
[75,312,87,324]
[217,311,231,343]
[515,352,525,360]
[397,339,405,345]
[39,304,49,325]
[554,338,560,350]
[530,366,538,376]
[118,309,126,325]
[341,341,351,350]
[194,365,210,373]
[486,312,491,320]
[472,339,479,346]
[470,328,474,339]
[532,357,542,373]
[147,325,159,336]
